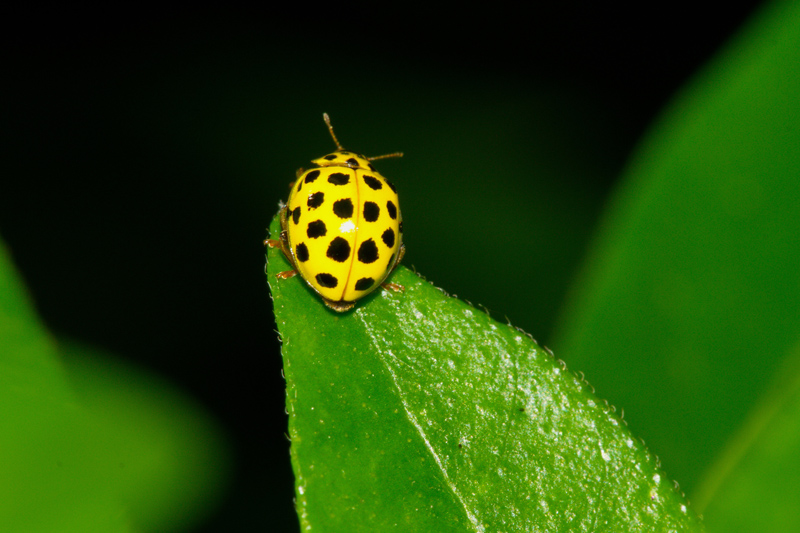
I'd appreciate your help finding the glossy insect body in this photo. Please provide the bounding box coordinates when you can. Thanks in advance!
[269,115,404,312]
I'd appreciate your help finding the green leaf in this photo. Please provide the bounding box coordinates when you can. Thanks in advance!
[0,239,131,532]
[0,236,229,532]
[59,342,232,533]
[551,0,800,518]
[697,341,800,532]
[267,216,702,531]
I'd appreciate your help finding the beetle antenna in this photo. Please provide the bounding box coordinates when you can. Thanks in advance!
[322,113,345,151]
[368,152,404,161]
[324,113,403,161]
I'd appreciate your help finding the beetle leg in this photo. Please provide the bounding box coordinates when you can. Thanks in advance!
[276,270,298,280]
[381,281,404,292]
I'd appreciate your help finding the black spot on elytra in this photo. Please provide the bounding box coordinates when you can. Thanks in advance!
[308,192,324,209]
[368,163,376,172]
[326,237,351,263]
[295,243,309,262]
[358,239,379,264]
[345,158,359,167]
[354,277,375,291]
[363,201,380,222]
[333,198,354,219]
[296,179,303,193]
[305,169,321,183]
[323,155,337,161]
[386,200,397,220]
[291,207,301,225]
[385,179,397,193]
[328,173,350,185]
[316,273,338,288]
[381,228,395,248]
[307,220,327,238]
[363,175,382,190]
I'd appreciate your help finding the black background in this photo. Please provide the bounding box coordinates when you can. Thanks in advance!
[3,3,763,531]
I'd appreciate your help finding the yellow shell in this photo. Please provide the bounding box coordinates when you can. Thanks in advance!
[272,115,404,311]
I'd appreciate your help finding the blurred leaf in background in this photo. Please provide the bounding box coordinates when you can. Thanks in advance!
[60,341,232,532]
[0,237,129,531]
[698,341,800,531]
[0,239,230,532]
[552,0,800,529]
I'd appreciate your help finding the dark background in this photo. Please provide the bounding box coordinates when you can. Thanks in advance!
[3,4,763,531]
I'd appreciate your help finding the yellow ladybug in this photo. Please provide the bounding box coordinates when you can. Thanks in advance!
[267,113,405,312]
